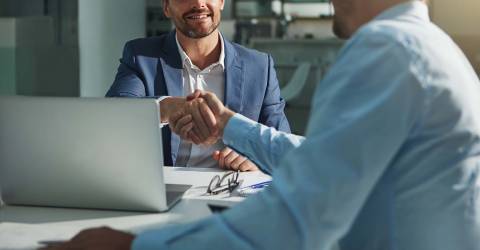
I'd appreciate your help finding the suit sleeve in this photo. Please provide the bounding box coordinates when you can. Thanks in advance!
[258,55,291,133]
[106,41,147,97]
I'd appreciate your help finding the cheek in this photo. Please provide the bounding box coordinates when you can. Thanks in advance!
[210,0,223,10]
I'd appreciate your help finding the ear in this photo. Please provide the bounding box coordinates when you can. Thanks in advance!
[163,0,171,18]
[220,0,225,10]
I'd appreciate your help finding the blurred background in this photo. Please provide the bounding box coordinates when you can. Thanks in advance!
[0,0,479,135]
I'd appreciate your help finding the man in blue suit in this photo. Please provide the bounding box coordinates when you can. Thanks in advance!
[106,0,290,171]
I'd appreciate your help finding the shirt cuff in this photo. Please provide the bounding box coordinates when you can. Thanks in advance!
[223,113,258,151]
[157,96,171,127]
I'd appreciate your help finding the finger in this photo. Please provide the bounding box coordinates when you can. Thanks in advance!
[220,147,232,157]
[224,150,238,167]
[202,92,222,115]
[219,148,233,169]
[169,112,187,135]
[191,125,204,142]
[187,90,203,101]
[185,102,207,142]
[239,160,258,172]
[188,131,202,145]
[199,102,217,134]
[189,101,210,141]
[231,156,248,171]
[213,151,225,169]
[168,110,185,126]
[173,115,192,134]
[173,115,192,133]
[212,150,221,161]
[180,122,194,140]
[71,228,95,242]
[72,227,109,242]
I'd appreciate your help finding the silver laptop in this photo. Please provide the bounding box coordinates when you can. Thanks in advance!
[0,96,190,212]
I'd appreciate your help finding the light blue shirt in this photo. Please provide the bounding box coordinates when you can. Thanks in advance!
[133,2,480,249]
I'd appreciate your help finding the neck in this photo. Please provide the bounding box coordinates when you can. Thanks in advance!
[176,30,222,70]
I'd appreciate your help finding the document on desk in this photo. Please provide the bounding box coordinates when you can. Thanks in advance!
[0,222,80,250]
[165,168,272,202]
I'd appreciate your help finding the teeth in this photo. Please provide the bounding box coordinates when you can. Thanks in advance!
[187,14,210,19]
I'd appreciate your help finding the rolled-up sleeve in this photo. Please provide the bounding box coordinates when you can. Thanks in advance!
[223,114,305,174]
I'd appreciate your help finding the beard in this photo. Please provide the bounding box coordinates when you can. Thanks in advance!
[332,15,351,39]
[173,9,221,39]
[330,0,354,39]
[179,21,220,39]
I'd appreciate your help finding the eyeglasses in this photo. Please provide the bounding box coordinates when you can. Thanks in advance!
[206,171,240,195]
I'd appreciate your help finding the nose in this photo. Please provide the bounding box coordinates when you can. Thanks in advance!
[191,0,207,9]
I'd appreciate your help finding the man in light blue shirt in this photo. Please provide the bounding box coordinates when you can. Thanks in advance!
[49,0,480,249]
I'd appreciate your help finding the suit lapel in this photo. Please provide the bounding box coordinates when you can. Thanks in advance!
[224,39,244,113]
[160,31,183,97]
[159,31,183,165]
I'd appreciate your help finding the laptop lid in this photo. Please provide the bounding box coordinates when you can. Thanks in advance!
[0,96,180,212]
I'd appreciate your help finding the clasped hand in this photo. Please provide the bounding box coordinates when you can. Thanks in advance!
[167,90,257,171]
[168,90,222,146]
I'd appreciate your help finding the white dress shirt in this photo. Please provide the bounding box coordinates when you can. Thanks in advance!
[134,2,480,249]
[175,33,226,168]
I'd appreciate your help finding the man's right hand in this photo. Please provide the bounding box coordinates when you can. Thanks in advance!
[195,91,235,137]
[168,90,235,145]
[159,97,187,123]
[168,96,219,145]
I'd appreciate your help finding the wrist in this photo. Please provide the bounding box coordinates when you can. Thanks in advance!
[218,109,235,137]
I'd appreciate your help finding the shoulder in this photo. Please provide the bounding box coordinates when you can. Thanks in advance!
[351,17,440,56]
[226,40,270,64]
[336,18,433,69]
[123,35,169,56]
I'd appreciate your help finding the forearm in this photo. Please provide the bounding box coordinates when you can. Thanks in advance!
[132,184,302,250]
[222,114,304,174]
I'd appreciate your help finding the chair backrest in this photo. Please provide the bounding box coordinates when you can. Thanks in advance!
[281,62,311,102]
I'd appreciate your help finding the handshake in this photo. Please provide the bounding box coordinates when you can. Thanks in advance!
[160,90,257,171]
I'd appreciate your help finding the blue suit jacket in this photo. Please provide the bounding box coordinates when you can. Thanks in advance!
[106,31,290,166]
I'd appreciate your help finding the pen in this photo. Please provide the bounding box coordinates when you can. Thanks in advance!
[237,181,271,197]
[239,181,271,191]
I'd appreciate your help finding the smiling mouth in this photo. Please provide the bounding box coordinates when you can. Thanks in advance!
[185,13,212,20]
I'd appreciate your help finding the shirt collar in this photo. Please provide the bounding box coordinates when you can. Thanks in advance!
[175,32,225,71]
[374,1,430,22]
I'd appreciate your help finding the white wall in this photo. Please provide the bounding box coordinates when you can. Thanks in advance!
[430,0,480,74]
[79,0,146,97]
[431,0,480,36]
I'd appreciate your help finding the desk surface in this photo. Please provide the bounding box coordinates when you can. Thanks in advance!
[0,167,271,250]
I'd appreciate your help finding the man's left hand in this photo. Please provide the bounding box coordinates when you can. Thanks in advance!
[40,227,134,250]
[213,147,258,172]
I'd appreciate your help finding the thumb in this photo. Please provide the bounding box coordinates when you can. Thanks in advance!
[201,92,222,115]
[212,151,220,161]
[187,90,202,101]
